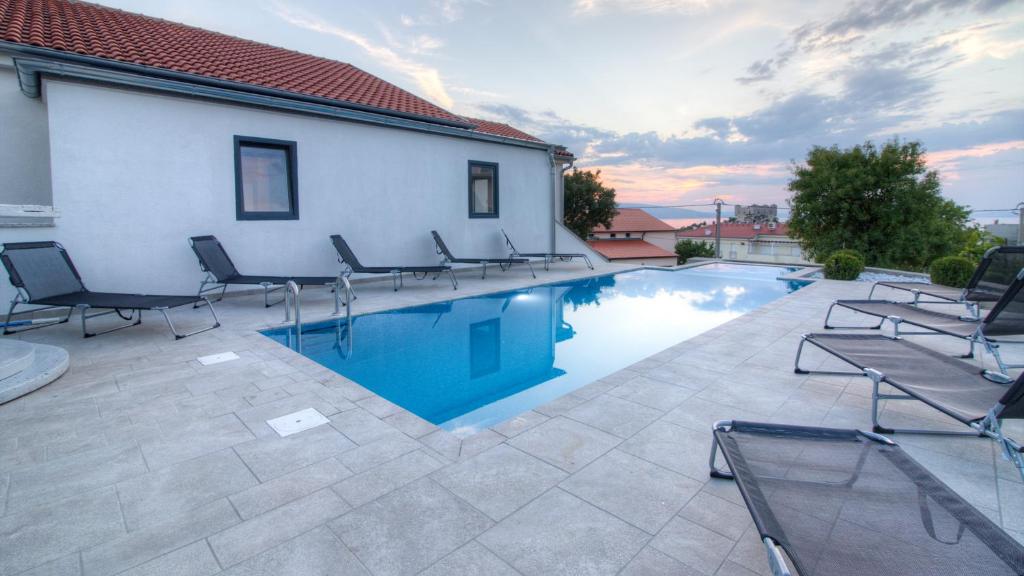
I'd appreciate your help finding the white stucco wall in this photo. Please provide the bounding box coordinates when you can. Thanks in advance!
[0,62,52,206]
[2,78,554,302]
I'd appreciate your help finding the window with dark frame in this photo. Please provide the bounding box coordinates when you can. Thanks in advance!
[234,136,298,220]
[468,161,498,218]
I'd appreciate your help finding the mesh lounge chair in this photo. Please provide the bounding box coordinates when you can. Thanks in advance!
[330,234,456,292]
[868,245,1024,315]
[190,235,342,311]
[794,333,1024,478]
[1,241,219,339]
[707,420,1024,576]
[822,267,1024,374]
[431,230,534,279]
[500,228,593,271]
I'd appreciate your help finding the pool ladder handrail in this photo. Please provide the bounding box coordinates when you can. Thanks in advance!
[285,276,353,353]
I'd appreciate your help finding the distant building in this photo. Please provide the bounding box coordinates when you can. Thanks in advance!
[734,204,778,223]
[589,208,678,266]
[676,222,809,265]
[985,222,1020,246]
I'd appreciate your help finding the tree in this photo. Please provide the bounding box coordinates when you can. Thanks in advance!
[787,139,969,270]
[675,239,715,264]
[564,169,618,239]
[959,225,1005,263]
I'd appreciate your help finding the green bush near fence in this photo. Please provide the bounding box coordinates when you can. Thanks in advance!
[930,256,974,287]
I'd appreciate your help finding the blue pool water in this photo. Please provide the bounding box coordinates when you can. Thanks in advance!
[263,263,808,434]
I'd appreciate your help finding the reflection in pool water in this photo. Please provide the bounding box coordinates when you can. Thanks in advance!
[262,263,807,434]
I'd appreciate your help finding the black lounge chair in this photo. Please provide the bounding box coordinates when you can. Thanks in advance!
[868,245,1024,314]
[708,420,1024,576]
[501,228,593,271]
[190,235,342,310]
[794,332,1024,478]
[823,267,1024,374]
[1,241,219,339]
[330,234,456,292]
[431,230,534,279]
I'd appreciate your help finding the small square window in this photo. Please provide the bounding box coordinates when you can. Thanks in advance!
[468,161,498,218]
[235,136,298,220]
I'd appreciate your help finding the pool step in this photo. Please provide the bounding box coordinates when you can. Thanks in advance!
[0,340,69,404]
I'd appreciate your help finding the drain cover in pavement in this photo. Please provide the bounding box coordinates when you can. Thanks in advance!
[267,408,330,437]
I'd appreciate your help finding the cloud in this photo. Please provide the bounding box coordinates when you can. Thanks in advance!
[269,2,454,108]
[738,0,1013,83]
[573,0,721,16]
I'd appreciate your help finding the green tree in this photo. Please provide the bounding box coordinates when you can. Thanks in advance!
[959,225,1005,263]
[563,169,618,239]
[787,139,969,270]
[675,239,715,264]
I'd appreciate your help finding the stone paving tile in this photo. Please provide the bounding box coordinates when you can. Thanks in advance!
[532,392,587,417]
[383,409,438,438]
[330,478,493,576]
[619,420,713,481]
[418,428,506,463]
[419,541,519,576]
[219,526,369,576]
[337,429,421,474]
[679,491,752,541]
[0,473,8,517]
[650,516,736,575]
[607,376,697,410]
[229,458,352,520]
[355,395,402,419]
[116,449,258,531]
[6,440,147,514]
[15,554,82,576]
[81,498,238,576]
[560,449,702,534]
[233,425,356,482]
[715,560,762,576]
[565,395,664,438]
[619,546,703,576]
[117,540,220,576]
[209,489,350,568]
[432,444,567,521]
[507,416,620,473]
[0,487,123,576]
[243,387,292,407]
[332,450,444,508]
[138,413,255,470]
[328,409,398,446]
[723,525,770,576]
[491,410,549,438]
[478,488,649,576]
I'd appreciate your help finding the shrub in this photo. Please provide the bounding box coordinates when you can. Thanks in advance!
[830,249,865,268]
[675,239,715,264]
[930,256,974,288]
[823,251,865,281]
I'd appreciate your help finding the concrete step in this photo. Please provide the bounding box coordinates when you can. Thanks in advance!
[0,342,69,404]
[0,339,35,381]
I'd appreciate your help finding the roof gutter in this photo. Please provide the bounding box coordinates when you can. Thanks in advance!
[3,42,554,152]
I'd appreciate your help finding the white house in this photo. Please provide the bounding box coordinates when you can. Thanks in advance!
[676,222,810,265]
[0,0,594,305]
[587,209,678,266]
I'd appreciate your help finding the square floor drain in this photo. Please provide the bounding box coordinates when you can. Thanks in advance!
[267,408,330,437]
[197,351,240,366]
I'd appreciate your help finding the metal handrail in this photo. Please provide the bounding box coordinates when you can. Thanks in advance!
[284,280,301,352]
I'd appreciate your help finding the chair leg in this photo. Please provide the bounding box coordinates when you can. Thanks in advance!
[159,299,220,339]
[80,305,142,338]
[526,260,536,279]
[481,262,487,279]
[2,298,72,334]
[448,269,458,290]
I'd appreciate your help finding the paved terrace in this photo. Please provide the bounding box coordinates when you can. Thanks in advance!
[1,262,1021,576]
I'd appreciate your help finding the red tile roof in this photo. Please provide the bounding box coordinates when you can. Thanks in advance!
[677,222,791,240]
[461,117,542,143]
[595,208,676,233]
[0,0,545,143]
[588,239,676,260]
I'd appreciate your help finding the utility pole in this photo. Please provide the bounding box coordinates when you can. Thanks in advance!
[1017,202,1023,246]
[714,199,723,259]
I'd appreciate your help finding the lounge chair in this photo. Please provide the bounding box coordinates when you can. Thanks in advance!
[190,235,342,310]
[330,234,456,291]
[1,241,219,339]
[431,230,534,279]
[822,267,1024,374]
[793,332,1024,478]
[708,420,1024,576]
[501,228,593,271]
[868,245,1024,315]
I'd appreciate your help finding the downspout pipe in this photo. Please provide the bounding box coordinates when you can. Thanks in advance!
[550,149,575,253]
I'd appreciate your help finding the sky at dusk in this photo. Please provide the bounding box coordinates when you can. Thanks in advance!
[96,0,1024,219]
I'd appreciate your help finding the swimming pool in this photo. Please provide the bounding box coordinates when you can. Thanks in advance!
[262,263,808,434]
